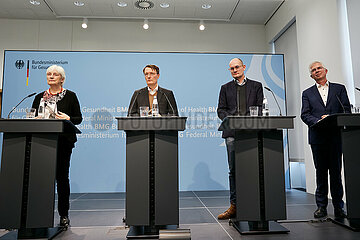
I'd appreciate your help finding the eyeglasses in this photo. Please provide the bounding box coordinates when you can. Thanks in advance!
[144,72,157,76]
[310,66,324,73]
[228,65,243,71]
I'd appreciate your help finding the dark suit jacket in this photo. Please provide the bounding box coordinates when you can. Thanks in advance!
[128,86,179,116]
[217,78,264,138]
[301,82,351,145]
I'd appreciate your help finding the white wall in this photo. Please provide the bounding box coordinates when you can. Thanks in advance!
[0,19,268,88]
[346,0,360,104]
[265,0,353,195]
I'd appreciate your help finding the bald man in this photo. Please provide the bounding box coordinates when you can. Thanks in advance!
[217,58,263,219]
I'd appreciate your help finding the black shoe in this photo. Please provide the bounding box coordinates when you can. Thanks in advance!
[60,216,70,228]
[314,207,327,218]
[334,208,347,218]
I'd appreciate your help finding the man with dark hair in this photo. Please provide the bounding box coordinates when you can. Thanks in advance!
[217,58,263,219]
[143,64,159,74]
[128,64,178,116]
[301,61,350,219]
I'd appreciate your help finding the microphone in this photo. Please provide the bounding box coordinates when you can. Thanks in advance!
[127,89,142,116]
[264,87,282,116]
[158,89,176,116]
[356,87,360,92]
[7,92,36,119]
[336,94,346,113]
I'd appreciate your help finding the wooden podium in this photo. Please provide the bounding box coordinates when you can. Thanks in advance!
[219,116,294,234]
[117,116,187,239]
[311,113,360,231]
[0,119,81,239]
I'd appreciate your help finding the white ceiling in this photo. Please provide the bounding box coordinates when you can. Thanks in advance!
[0,0,284,24]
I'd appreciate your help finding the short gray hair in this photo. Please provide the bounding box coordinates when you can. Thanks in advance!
[47,65,66,85]
[309,61,326,73]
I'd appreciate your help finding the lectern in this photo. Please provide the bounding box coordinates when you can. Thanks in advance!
[0,119,81,239]
[311,113,360,231]
[117,116,187,239]
[219,116,294,234]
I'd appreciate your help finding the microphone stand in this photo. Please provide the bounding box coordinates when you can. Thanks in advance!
[7,93,36,119]
[264,87,282,116]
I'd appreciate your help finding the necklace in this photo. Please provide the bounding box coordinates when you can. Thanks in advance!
[49,87,63,96]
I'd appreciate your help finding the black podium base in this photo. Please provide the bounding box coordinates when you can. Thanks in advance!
[0,227,65,240]
[126,225,177,239]
[230,220,289,235]
[331,217,360,231]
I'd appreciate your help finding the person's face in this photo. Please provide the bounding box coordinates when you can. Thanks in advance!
[46,70,64,87]
[310,63,328,82]
[144,67,159,88]
[229,59,246,79]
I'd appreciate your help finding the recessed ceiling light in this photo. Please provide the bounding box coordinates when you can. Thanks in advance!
[160,3,170,8]
[202,4,211,10]
[29,0,40,5]
[135,0,154,10]
[199,20,205,31]
[117,2,127,7]
[74,1,85,7]
[143,19,149,30]
[82,18,88,29]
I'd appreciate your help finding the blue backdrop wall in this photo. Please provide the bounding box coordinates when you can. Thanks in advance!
[1,51,288,192]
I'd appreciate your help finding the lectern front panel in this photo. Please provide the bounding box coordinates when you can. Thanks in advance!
[342,128,360,218]
[154,131,179,225]
[26,134,58,228]
[0,134,26,228]
[235,130,261,221]
[263,130,286,220]
[126,131,150,225]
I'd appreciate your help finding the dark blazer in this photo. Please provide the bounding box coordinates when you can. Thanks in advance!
[32,90,83,145]
[217,78,264,138]
[128,86,179,116]
[301,82,351,144]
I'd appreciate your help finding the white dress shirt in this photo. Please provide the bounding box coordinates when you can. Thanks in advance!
[316,81,329,106]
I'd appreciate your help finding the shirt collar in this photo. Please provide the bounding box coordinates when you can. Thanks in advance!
[148,85,159,95]
[316,80,329,88]
[234,77,247,86]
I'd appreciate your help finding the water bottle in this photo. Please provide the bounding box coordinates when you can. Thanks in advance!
[38,98,45,118]
[262,97,269,116]
[152,96,159,117]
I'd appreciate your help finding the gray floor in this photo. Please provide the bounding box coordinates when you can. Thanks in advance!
[1,189,360,239]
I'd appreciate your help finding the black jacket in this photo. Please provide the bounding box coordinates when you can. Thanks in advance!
[32,90,83,145]
[128,86,179,116]
[217,79,263,138]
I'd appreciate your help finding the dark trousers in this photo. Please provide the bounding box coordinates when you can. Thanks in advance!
[225,137,236,205]
[310,143,344,209]
[56,140,73,217]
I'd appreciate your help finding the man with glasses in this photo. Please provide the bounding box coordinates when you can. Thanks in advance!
[217,58,263,219]
[128,64,178,116]
[301,61,350,219]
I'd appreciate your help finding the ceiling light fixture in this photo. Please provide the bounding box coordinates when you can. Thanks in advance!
[135,0,154,10]
[160,3,170,8]
[82,18,88,29]
[199,20,205,31]
[29,0,40,5]
[202,4,211,10]
[117,2,127,7]
[143,19,149,30]
[74,1,85,7]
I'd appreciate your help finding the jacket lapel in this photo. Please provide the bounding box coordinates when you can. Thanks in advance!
[326,83,334,106]
[157,86,163,104]
[311,84,326,108]
[246,78,251,105]
[139,87,150,108]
